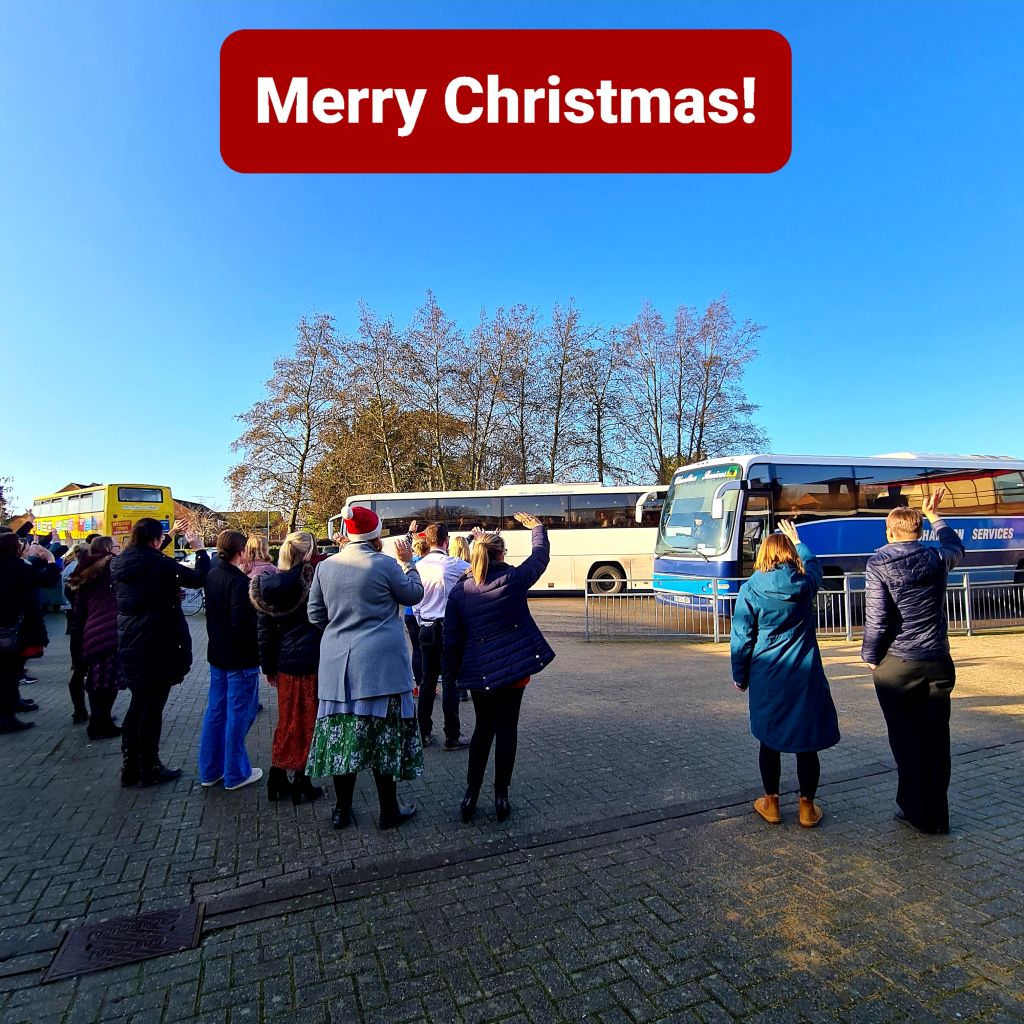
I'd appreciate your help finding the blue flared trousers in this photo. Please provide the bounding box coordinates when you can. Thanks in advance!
[198,666,260,788]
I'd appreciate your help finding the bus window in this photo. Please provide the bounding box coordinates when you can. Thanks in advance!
[438,497,501,531]
[774,465,856,516]
[569,492,641,528]
[926,469,1000,516]
[375,498,438,536]
[501,494,569,529]
[118,486,164,503]
[995,471,1024,508]
[854,465,928,513]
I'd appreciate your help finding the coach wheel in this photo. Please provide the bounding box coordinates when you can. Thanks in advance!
[588,563,626,595]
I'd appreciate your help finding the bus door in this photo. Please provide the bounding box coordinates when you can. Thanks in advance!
[740,493,772,577]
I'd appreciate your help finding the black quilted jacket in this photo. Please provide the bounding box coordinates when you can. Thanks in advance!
[442,526,555,690]
[861,519,965,665]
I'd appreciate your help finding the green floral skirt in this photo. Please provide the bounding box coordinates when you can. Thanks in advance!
[306,696,424,781]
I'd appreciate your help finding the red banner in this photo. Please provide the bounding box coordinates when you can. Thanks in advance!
[220,29,791,173]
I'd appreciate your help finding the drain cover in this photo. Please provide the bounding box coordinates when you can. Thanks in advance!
[42,904,204,983]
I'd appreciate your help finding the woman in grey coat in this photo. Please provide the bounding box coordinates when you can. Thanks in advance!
[305,504,424,830]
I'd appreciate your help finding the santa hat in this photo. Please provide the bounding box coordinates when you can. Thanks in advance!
[341,504,381,542]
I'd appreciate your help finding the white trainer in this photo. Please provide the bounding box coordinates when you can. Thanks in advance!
[200,777,224,788]
[225,767,263,791]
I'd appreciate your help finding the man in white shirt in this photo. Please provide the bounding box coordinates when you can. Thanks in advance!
[415,522,470,750]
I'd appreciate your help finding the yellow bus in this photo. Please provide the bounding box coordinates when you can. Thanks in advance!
[31,483,175,551]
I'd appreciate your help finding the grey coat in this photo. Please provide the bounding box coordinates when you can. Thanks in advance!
[308,542,424,704]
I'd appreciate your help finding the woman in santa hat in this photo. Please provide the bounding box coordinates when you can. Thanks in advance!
[305,503,425,829]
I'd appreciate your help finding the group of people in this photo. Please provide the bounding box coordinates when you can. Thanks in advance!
[731,485,964,835]
[2,481,965,837]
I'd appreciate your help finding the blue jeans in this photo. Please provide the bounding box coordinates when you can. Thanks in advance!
[199,666,260,787]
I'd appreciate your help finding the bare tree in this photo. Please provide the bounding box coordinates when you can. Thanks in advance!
[228,312,341,531]
[577,329,626,483]
[620,301,673,482]
[541,300,594,481]
[498,305,545,483]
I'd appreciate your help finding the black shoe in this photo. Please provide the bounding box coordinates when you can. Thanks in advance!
[72,710,89,724]
[459,690,470,703]
[0,715,35,734]
[87,722,123,740]
[495,793,512,822]
[138,762,182,787]
[14,699,38,713]
[443,736,471,752]
[331,806,354,830]
[460,788,478,823]
[378,805,417,830]
[266,766,292,802]
[121,753,139,788]
[421,733,435,749]
[291,771,324,805]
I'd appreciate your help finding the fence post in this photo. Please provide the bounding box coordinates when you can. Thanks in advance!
[963,574,972,636]
[712,580,721,643]
[584,584,590,641]
[844,575,853,642]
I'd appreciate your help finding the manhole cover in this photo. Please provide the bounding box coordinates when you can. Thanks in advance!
[42,904,204,983]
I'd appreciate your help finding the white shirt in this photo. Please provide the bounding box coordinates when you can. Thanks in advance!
[415,548,470,623]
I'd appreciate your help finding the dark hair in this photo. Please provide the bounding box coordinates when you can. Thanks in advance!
[128,518,164,548]
[216,529,247,561]
[85,533,100,544]
[0,533,21,559]
[90,536,115,555]
[423,522,448,549]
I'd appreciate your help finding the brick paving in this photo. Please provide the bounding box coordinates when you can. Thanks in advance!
[1,603,1022,1023]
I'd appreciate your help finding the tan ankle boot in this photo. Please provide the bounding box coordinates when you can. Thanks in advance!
[799,796,823,827]
[753,794,782,823]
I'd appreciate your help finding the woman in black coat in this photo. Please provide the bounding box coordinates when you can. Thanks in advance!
[66,536,126,739]
[0,532,58,733]
[111,518,209,786]
[442,512,555,823]
[249,531,324,804]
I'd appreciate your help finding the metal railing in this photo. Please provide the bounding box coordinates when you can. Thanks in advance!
[583,569,1024,641]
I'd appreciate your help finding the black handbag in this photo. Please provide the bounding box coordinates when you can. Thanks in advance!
[0,615,24,654]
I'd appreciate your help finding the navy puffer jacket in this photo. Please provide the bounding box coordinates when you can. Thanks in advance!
[442,526,555,690]
[861,519,965,665]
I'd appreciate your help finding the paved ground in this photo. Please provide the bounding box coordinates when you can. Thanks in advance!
[1,600,1022,1023]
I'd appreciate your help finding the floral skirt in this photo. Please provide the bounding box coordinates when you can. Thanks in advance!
[306,696,424,781]
[85,653,126,694]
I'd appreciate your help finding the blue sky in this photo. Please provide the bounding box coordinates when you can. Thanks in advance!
[1,1,1021,512]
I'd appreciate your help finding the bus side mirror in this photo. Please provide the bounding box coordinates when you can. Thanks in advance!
[711,479,742,520]
[635,488,664,524]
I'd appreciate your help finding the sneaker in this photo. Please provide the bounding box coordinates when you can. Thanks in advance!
[19,675,37,685]
[421,733,435,749]
[443,736,471,752]
[201,776,224,788]
[226,767,263,791]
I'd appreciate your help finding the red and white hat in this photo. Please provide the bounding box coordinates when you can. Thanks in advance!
[341,504,381,542]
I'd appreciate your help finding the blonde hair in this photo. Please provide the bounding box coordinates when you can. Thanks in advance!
[244,534,271,564]
[278,531,315,570]
[753,534,805,575]
[450,536,471,561]
[470,533,506,585]
[886,506,924,540]
[412,537,430,558]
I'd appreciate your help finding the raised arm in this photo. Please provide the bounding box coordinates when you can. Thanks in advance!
[924,486,965,570]
[510,514,551,591]
[778,520,823,597]
[385,538,425,607]
[173,549,210,589]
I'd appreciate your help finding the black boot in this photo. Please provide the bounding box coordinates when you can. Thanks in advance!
[87,689,121,739]
[120,750,138,788]
[138,761,182,787]
[0,714,34,734]
[331,773,356,830]
[292,770,324,805]
[266,766,292,802]
[373,770,416,830]
[495,789,512,822]
[460,787,479,823]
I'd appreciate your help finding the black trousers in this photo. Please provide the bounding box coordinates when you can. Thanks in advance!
[121,682,172,766]
[69,667,87,716]
[0,651,23,715]
[417,621,460,742]
[758,744,820,799]
[873,654,954,833]
[87,686,117,728]
[467,687,525,795]
[404,614,422,685]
